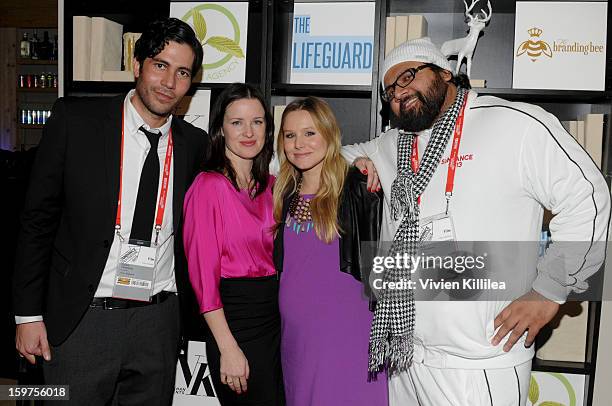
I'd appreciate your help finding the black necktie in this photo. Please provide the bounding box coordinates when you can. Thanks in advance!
[130,126,161,243]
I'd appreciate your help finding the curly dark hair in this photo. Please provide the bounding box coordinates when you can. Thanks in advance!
[203,83,274,199]
[134,17,204,77]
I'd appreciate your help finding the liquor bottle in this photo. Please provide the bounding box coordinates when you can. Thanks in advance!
[39,31,52,60]
[51,35,58,60]
[30,30,39,60]
[20,33,30,58]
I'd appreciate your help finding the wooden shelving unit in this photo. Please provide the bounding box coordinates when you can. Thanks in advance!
[15,27,58,149]
[16,58,57,65]
[17,87,57,93]
[18,124,45,129]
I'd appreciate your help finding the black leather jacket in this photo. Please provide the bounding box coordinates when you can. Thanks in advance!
[273,167,383,307]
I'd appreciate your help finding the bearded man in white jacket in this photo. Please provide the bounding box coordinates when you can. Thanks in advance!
[343,37,610,405]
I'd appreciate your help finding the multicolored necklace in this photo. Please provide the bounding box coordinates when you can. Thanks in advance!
[286,176,313,234]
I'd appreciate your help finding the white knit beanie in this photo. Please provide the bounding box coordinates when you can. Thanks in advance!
[381,37,452,87]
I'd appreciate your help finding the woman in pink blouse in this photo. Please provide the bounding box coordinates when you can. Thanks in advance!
[183,83,284,405]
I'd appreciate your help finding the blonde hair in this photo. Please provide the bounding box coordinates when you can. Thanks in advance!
[273,97,348,243]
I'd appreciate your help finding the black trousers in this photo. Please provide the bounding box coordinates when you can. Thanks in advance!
[42,294,180,405]
[207,276,285,406]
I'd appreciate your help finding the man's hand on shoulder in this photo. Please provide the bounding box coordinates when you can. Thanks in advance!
[16,321,51,364]
[492,289,560,352]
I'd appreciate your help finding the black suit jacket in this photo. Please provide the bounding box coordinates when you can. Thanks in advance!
[13,94,208,345]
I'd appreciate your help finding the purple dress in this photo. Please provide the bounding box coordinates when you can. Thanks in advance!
[279,195,388,406]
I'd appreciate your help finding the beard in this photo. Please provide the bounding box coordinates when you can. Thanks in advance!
[392,73,448,133]
[135,82,178,118]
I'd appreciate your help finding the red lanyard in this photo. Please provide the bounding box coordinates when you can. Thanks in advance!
[115,108,173,245]
[410,97,468,213]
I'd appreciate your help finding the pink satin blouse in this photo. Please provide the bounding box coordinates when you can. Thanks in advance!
[183,172,276,313]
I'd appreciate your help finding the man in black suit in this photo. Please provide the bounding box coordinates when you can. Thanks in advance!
[13,17,207,404]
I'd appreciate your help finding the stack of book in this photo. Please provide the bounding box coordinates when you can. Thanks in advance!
[384,15,428,56]
[562,113,606,169]
[536,113,608,364]
[73,16,139,82]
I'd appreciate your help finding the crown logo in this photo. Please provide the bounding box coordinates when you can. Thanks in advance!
[528,27,543,37]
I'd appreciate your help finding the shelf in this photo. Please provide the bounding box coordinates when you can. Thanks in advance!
[68,81,134,94]
[68,81,233,94]
[17,87,58,93]
[532,358,592,375]
[19,124,45,129]
[17,58,58,65]
[190,83,241,90]
[390,0,517,14]
[271,83,373,97]
[474,88,612,103]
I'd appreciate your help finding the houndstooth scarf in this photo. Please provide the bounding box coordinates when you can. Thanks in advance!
[368,88,468,374]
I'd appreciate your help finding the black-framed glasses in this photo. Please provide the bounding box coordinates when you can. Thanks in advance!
[381,63,436,103]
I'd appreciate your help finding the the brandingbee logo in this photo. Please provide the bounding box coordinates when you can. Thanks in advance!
[516,26,605,63]
[516,27,553,62]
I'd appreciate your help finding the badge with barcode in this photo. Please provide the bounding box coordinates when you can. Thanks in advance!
[418,212,458,260]
[113,241,158,301]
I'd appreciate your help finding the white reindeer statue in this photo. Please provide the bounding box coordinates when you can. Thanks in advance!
[441,0,492,78]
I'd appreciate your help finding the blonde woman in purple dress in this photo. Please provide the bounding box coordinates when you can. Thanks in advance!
[272,97,388,406]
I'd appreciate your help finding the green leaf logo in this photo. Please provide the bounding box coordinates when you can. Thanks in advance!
[529,373,575,406]
[205,36,245,58]
[180,3,246,70]
[529,375,540,404]
[193,11,207,42]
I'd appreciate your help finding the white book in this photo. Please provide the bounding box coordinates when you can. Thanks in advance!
[469,79,486,88]
[561,121,570,132]
[122,32,142,72]
[273,105,286,142]
[582,113,605,168]
[569,121,579,141]
[603,116,610,173]
[536,302,588,363]
[577,120,586,148]
[90,17,123,81]
[385,17,396,56]
[407,15,428,40]
[72,16,91,81]
[562,120,579,143]
[394,15,408,46]
[270,105,287,176]
[101,71,134,82]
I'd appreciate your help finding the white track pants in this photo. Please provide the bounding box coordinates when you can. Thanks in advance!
[389,360,532,406]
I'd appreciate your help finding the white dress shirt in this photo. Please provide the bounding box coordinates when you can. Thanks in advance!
[16,90,177,324]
